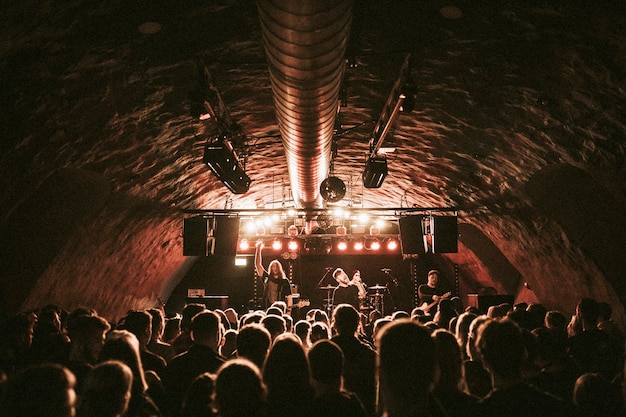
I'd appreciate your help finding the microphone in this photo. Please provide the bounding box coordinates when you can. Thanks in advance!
[381,268,391,272]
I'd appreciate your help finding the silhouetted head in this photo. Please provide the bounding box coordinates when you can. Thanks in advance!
[2,364,76,417]
[332,304,360,336]
[216,359,266,417]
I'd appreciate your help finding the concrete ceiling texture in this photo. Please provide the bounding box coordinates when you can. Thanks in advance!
[1,0,625,324]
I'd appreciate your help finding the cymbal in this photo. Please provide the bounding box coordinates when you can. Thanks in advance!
[369,285,387,290]
[318,285,336,290]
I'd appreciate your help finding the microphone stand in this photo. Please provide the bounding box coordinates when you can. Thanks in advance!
[382,269,397,312]
[317,268,333,288]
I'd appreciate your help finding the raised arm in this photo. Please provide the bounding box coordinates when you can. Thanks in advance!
[255,241,266,277]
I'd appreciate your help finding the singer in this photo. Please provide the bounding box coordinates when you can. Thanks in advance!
[332,268,366,311]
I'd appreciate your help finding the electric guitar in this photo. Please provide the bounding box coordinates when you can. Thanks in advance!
[418,291,452,313]
[285,294,311,312]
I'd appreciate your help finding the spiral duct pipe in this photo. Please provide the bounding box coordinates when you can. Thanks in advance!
[257,0,353,208]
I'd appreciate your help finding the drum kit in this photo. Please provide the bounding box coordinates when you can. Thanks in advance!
[317,283,389,315]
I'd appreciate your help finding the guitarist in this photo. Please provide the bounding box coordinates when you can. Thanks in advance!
[418,269,451,315]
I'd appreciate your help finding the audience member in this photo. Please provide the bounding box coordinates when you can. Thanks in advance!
[529,327,579,402]
[597,302,624,340]
[455,312,476,360]
[99,330,161,417]
[260,314,286,341]
[163,316,181,345]
[544,310,568,334]
[477,318,568,416]
[219,329,238,359]
[147,309,175,363]
[162,311,224,417]
[123,311,167,375]
[331,304,376,416]
[294,320,312,349]
[79,360,133,417]
[0,313,36,377]
[431,329,479,417]
[573,372,624,417]
[181,373,216,417]
[215,359,266,417]
[263,333,314,417]
[0,363,76,417]
[308,340,367,417]
[309,321,330,344]
[377,319,443,417]
[463,315,492,399]
[236,324,271,370]
[66,314,111,391]
[30,306,70,365]
[172,304,206,355]
[568,297,624,379]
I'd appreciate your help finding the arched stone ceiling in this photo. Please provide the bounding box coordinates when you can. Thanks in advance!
[1,0,625,324]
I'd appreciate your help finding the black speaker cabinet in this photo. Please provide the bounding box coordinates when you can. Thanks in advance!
[183,217,214,256]
[399,215,426,256]
[213,217,240,257]
[431,215,458,253]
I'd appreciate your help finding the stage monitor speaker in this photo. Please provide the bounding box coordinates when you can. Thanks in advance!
[432,215,458,253]
[213,217,240,257]
[399,215,426,256]
[183,217,214,256]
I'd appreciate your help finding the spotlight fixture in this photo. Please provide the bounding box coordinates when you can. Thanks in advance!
[362,156,388,188]
[287,239,299,252]
[272,239,283,251]
[336,225,347,236]
[203,139,251,194]
[238,239,250,251]
[386,239,398,251]
[337,239,348,251]
[353,239,364,251]
[287,224,299,237]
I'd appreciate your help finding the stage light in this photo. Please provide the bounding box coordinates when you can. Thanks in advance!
[256,225,265,236]
[365,238,381,251]
[387,239,398,250]
[272,239,282,251]
[336,225,347,236]
[362,156,388,188]
[203,140,251,194]
[244,221,256,234]
[369,224,380,236]
[357,213,369,224]
[287,225,298,237]
[287,239,299,251]
[337,239,348,251]
[353,240,364,251]
[238,239,250,251]
[287,208,296,217]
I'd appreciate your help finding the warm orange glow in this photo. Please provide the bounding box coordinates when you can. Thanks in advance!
[287,240,299,251]
[353,240,364,251]
[387,239,398,250]
[239,239,250,251]
[337,239,348,251]
[272,239,282,251]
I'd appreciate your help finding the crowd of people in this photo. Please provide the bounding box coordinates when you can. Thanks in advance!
[0,291,624,417]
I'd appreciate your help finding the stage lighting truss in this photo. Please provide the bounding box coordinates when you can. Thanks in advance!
[186,207,458,256]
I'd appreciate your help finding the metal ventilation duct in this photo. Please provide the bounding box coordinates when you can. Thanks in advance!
[258,0,353,208]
